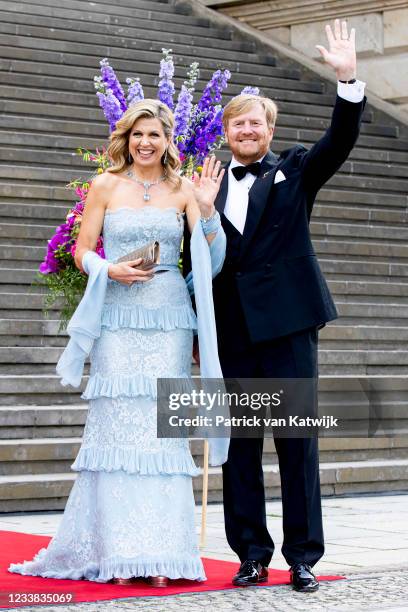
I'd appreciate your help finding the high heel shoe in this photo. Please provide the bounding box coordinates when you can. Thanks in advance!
[148,575,169,588]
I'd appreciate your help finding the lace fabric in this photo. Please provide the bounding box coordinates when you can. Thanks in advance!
[9,207,206,582]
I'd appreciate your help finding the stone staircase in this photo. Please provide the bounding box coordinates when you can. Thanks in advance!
[0,0,407,511]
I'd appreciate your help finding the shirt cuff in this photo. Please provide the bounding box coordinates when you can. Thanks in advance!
[337,79,366,103]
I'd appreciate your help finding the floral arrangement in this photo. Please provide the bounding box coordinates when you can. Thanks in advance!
[36,49,259,330]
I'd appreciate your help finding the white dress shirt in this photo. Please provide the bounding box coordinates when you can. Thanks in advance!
[224,80,366,234]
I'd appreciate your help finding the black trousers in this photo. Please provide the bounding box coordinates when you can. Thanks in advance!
[219,326,324,568]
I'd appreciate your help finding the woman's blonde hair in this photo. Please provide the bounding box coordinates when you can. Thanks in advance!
[223,94,278,131]
[107,99,181,191]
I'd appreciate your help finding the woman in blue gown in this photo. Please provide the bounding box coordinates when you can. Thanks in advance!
[9,99,225,585]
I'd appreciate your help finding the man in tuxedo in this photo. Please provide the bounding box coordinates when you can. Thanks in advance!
[184,19,366,591]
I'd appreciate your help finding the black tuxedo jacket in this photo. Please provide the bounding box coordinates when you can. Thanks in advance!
[184,94,367,346]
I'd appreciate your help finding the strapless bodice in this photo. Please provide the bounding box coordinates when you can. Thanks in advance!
[103,206,184,266]
[97,206,197,334]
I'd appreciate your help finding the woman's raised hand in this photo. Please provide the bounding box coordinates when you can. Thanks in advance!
[192,155,225,218]
[108,258,155,286]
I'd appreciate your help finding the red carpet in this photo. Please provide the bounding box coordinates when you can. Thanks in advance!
[0,531,343,607]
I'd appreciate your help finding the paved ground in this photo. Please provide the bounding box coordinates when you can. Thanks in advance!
[1,494,408,610]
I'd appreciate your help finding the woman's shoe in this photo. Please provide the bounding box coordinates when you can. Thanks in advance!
[110,577,137,585]
[148,575,169,587]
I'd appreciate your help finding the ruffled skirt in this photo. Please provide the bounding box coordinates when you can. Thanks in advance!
[9,316,206,582]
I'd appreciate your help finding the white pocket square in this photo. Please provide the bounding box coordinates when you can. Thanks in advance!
[274,170,286,184]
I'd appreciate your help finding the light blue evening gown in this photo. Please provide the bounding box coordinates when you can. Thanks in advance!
[8,206,206,582]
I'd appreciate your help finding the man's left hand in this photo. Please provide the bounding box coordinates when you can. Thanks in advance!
[316,19,357,82]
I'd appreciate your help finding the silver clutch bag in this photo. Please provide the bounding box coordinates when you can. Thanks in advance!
[115,241,160,270]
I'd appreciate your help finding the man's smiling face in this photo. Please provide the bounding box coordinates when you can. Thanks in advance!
[224,102,274,165]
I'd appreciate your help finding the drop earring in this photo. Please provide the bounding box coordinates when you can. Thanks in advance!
[128,152,132,164]
[163,148,168,165]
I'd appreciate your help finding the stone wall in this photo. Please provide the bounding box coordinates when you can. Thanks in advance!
[202,0,408,113]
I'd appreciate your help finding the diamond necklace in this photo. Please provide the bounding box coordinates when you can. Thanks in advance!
[126,169,167,202]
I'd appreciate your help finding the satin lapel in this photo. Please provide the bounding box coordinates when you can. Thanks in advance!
[239,151,279,259]
[214,162,230,215]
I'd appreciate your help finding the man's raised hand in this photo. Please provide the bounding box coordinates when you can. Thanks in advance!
[316,19,357,82]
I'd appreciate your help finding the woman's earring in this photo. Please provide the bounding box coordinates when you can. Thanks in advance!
[128,152,132,164]
[163,148,168,165]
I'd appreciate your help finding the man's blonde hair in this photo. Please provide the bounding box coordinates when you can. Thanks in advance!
[222,94,278,131]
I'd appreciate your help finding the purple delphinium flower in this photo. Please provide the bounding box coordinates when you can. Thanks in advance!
[96,90,123,132]
[181,68,230,161]
[197,69,231,112]
[174,84,193,150]
[99,58,127,112]
[157,48,175,110]
[194,105,224,163]
[126,77,144,106]
[241,86,260,95]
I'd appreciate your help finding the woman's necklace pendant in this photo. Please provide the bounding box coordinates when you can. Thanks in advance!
[126,170,166,203]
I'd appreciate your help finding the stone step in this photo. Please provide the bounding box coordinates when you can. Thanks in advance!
[0,319,67,336]
[0,438,81,473]
[1,458,407,510]
[0,76,375,123]
[0,107,408,157]
[3,129,399,170]
[1,202,404,236]
[0,374,85,405]
[0,160,408,193]
[314,205,408,226]
[3,142,405,179]
[2,274,407,310]
[0,0,231,34]
[8,237,408,269]
[2,435,408,474]
[2,402,407,461]
[4,344,408,368]
[325,173,408,195]
[0,31,260,67]
[337,301,408,320]
[16,0,188,15]
[322,324,408,343]
[316,187,406,211]
[0,8,255,51]
[2,318,408,345]
[2,83,345,119]
[296,125,408,153]
[0,9,257,53]
[0,202,68,221]
[321,258,408,282]
[0,336,66,348]
[314,239,408,261]
[311,221,408,243]
[0,223,55,241]
[0,371,406,404]
[328,280,408,303]
[0,42,292,85]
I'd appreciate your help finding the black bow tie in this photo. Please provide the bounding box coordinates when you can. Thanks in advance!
[231,162,262,181]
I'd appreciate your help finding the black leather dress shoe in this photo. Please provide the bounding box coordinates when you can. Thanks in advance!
[289,563,319,592]
[232,559,268,586]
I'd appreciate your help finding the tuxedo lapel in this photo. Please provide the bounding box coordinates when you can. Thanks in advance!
[239,151,279,259]
[214,162,230,215]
